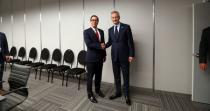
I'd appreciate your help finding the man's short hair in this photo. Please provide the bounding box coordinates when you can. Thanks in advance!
[111,11,120,17]
[90,15,99,21]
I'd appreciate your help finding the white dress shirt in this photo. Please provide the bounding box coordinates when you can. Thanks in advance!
[114,23,120,34]
[91,27,101,42]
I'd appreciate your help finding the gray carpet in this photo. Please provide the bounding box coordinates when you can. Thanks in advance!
[2,66,210,111]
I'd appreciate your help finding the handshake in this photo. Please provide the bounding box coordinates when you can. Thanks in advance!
[100,43,106,50]
[5,56,12,62]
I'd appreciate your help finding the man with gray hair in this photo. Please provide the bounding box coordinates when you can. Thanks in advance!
[104,11,135,105]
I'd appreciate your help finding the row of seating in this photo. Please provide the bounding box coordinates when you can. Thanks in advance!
[5,46,87,90]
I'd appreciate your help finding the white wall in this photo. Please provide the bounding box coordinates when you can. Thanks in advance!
[115,0,154,89]
[60,0,83,67]
[0,0,194,94]
[41,0,60,63]
[25,0,41,61]
[0,0,12,49]
[155,0,192,94]
[13,0,25,59]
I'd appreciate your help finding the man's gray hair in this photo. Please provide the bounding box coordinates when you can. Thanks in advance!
[111,10,120,17]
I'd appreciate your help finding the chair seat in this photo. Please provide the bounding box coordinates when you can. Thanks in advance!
[67,68,86,75]
[18,61,32,65]
[30,62,44,67]
[10,59,20,63]
[53,65,70,72]
[41,64,57,69]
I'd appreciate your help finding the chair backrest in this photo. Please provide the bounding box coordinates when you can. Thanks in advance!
[18,47,26,59]
[40,48,50,63]
[63,49,74,68]
[77,50,86,67]
[8,64,30,94]
[9,46,17,57]
[52,49,62,64]
[28,47,37,61]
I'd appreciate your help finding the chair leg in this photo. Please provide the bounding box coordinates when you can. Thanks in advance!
[51,70,54,83]
[39,68,42,80]
[62,72,64,86]
[66,73,69,87]
[35,68,38,80]
[47,70,50,82]
[78,75,81,90]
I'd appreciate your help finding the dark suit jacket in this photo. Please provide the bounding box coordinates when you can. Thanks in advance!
[84,28,106,62]
[199,27,210,63]
[0,32,9,64]
[106,23,135,62]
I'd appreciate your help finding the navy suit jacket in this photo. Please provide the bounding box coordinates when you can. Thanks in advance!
[84,28,106,62]
[106,23,135,62]
[199,27,210,63]
[0,32,9,64]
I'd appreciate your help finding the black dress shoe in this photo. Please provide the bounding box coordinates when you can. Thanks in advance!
[109,93,122,100]
[88,94,98,103]
[96,90,105,98]
[125,96,131,105]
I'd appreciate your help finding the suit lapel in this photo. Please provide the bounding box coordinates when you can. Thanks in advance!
[110,26,116,41]
[98,29,103,43]
[118,23,124,41]
[89,28,99,42]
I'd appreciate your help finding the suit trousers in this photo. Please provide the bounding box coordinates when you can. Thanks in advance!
[0,63,4,89]
[112,61,130,96]
[86,61,103,94]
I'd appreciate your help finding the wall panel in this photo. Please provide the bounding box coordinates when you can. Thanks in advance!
[60,0,83,66]
[115,0,154,88]
[0,0,12,50]
[13,0,25,59]
[25,0,41,61]
[41,0,59,62]
[155,0,192,94]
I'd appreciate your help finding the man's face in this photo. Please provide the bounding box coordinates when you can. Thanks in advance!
[90,16,98,28]
[111,13,120,25]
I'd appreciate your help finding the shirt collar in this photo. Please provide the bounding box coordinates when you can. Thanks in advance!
[91,27,98,32]
[114,23,121,28]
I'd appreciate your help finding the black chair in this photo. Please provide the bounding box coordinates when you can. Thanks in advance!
[0,64,30,111]
[4,46,17,71]
[18,47,37,65]
[30,48,49,80]
[66,50,86,90]
[39,49,61,82]
[51,49,74,86]
[9,46,17,58]
[10,47,26,65]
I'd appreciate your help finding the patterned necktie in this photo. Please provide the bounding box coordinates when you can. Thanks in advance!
[95,29,99,41]
[115,26,119,38]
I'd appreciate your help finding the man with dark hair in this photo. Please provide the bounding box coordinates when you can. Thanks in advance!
[84,15,106,103]
[0,32,10,90]
[104,11,135,105]
[199,27,210,71]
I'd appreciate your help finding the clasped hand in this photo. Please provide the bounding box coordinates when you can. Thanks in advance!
[100,43,106,49]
